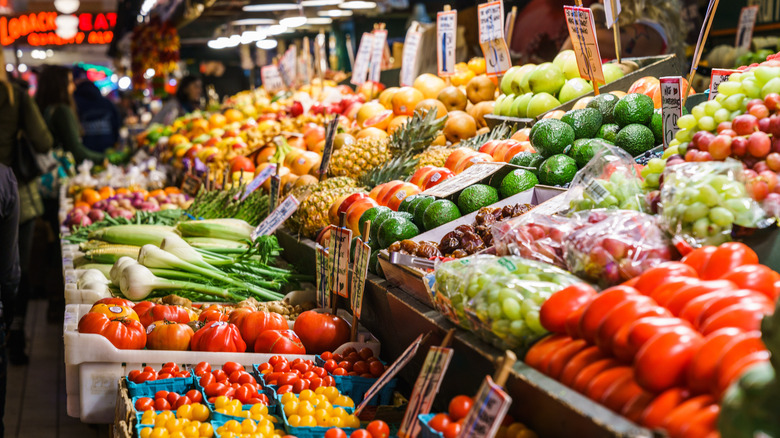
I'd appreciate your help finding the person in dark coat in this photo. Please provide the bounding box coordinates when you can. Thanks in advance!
[72,66,120,153]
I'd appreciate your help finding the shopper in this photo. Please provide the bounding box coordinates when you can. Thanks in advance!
[0,163,19,438]
[151,75,203,126]
[72,66,121,153]
[36,65,105,164]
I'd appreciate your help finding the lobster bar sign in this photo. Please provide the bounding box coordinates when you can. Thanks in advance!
[0,12,117,46]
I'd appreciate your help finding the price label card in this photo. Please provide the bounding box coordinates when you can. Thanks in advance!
[422,162,505,197]
[369,29,388,83]
[298,56,312,85]
[261,65,284,94]
[457,376,512,438]
[316,32,328,77]
[603,0,622,29]
[437,10,457,77]
[736,5,759,50]
[235,164,276,201]
[328,226,352,298]
[318,117,340,177]
[280,47,297,88]
[709,69,739,100]
[351,33,374,86]
[315,244,330,308]
[478,1,511,77]
[398,346,454,438]
[350,237,371,319]
[269,175,281,211]
[355,334,426,415]
[251,195,300,239]
[401,24,423,87]
[564,6,605,84]
[660,77,683,149]
[180,173,203,197]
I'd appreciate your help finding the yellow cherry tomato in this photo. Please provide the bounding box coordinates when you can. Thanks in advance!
[299,415,317,427]
[249,403,268,416]
[283,400,299,417]
[298,400,315,417]
[328,416,343,428]
[334,395,354,408]
[150,427,169,438]
[169,432,185,438]
[298,389,315,401]
[140,428,153,438]
[286,414,301,427]
[346,414,361,428]
[176,404,192,420]
[198,422,214,437]
[280,392,297,404]
[191,403,210,422]
[181,424,199,438]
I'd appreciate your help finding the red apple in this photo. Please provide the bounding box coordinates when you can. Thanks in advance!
[346,198,379,234]
[337,193,371,218]
[385,183,421,211]
[422,169,455,190]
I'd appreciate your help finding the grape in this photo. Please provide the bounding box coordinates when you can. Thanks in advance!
[596,195,619,208]
[718,81,743,96]
[644,173,661,188]
[724,197,752,214]
[721,183,748,200]
[709,207,735,227]
[713,108,731,124]
[509,320,527,337]
[709,175,732,191]
[723,93,746,111]
[640,165,652,179]
[715,93,728,103]
[683,202,709,223]
[698,116,716,132]
[524,310,544,334]
[730,73,744,82]
[704,100,722,116]
[742,79,762,99]
[675,129,693,142]
[485,266,506,277]
[492,320,510,337]
[502,298,522,320]
[692,217,711,238]
[678,114,698,130]
[647,158,666,173]
[691,105,706,120]
[695,184,720,207]
[662,146,679,159]
[488,302,503,320]
[520,299,536,316]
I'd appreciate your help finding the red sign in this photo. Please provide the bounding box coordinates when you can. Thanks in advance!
[0,12,116,46]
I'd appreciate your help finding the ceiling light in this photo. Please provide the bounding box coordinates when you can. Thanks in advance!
[279,15,306,28]
[118,76,131,90]
[339,0,375,8]
[267,24,287,35]
[257,39,278,49]
[318,9,352,16]
[243,3,297,12]
[18,64,27,73]
[208,39,225,49]
[231,18,275,25]
[55,15,79,39]
[54,0,80,14]
[241,31,264,44]
[305,17,332,24]
[302,0,342,6]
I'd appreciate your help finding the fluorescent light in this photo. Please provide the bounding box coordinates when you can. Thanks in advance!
[208,39,224,49]
[302,0,342,5]
[306,17,332,24]
[318,9,352,16]
[241,31,264,44]
[231,18,275,25]
[267,24,287,35]
[279,16,306,27]
[257,39,278,49]
[144,68,155,78]
[339,0,375,8]
[243,3,297,12]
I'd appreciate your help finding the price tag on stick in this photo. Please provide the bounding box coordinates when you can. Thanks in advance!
[369,28,388,83]
[564,6,605,86]
[457,351,516,438]
[709,69,739,101]
[328,225,352,299]
[318,117,340,179]
[401,23,423,87]
[315,244,330,309]
[478,1,511,77]
[261,65,284,94]
[251,195,300,239]
[736,5,759,50]
[660,77,683,149]
[351,33,374,86]
[437,8,457,77]
[350,226,371,320]
[237,164,276,201]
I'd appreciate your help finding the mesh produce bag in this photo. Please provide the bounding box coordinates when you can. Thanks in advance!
[491,213,576,269]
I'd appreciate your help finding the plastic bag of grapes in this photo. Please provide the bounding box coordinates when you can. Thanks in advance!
[566,143,648,213]
[432,255,497,330]
[659,161,766,247]
[491,213,576,269]
[563,209,674,288]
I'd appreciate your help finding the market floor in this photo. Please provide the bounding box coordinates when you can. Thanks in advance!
[5,299,109,438]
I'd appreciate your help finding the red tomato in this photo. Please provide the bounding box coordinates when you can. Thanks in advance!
[138,304,190,328]
[338,361,351,370]
[565,306,587,339]
[191,321,246,352]
[324,429,347,438]
[524,334,573,370]
[278,373,299,386]
[578,286,639,343]
[633,262,698,295]
[132,301,155,317]
[222,361,244,375]
[322,376,335,386]
[146,320,194,351]
[649,277,703,307]
[194,362,211,376]
[559,346,606,386]
[695,290,773,328]
[681,245,717,274]
[212,369,228,382]
[443,422,462,438]
[586,366,633,401]
[639,388,691,429]
[539,283,597,333]
[166,392,180,404]
[700,242,758,280]
[634,330,703,393]
[293,310,351,354]
[154,398,171,411]
[349,430,372,438]
[716,351,770,396]
[78,312,147,349]
[186,389,202,403]
[134,397,154,411]
[662,395,715,437]
[174,396,191,408]
[595,297,666,354]
[235,386,252,403]
[369,361,385,377]
[128,370,141,382]
[699,302,771,335]
[620,391,655,424]
[358,347,374,360]
[236,311,288,351]
[90,303,139,321]
[94,297,135,308]
[277,385,293,394]
[320,351,333,360]
[664,280,737,316]
[254,330,306,354]
[447,395,473,421]
[135,371,156,383]
[199,373,215,388]
[333,368,348,376]
[626,317,694,359]
[227,307,253,326]
[572,359,620,393]
[366,420,390,438]
[687,328,743,394]
[204,382,226,397]
[720,264,780,300]
[352,361,369,375]
[545,339,589,379]
[601,376,644,413]
[198,306,230,323]
[678,404,720,438]
[427,413,451,432]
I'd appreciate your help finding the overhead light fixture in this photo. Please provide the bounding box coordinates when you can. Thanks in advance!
[242,3,297,12]
[55,15,79,39]
[118,76,131,90]
[266,24,287,35]
[18,64,27,73]
[241,30,265,44]
[305,17,332,24]
[339,0,375,8]
[54,0,80,14]
[318,9,352,16]
[302,0,342,6]
[231,18,275,25]
[257,39,278,49]
[279,15,306,28]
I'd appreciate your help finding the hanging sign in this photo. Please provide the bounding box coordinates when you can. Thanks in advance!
[0,12,116,46]
[736,5,759,50]
[478,1,511,77]
[437,9,457,77]
[235,164,275,201]
[564,6,605,84]
[456,376,512,438]
[251,195,300,239]
[315,244,330,308]
[350,237,371,319]
[328,226,352,298]
[350,32,374,86]
[261,65,284,94]
[660,76,683,150]
[398,346,455,437]
[368,28,388,83]
[400,23,423,87]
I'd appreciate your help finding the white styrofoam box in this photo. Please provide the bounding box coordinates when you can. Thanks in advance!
[65,284,112,305]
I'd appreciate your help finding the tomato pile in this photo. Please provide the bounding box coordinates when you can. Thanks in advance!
[195,362,270,405]
[215,418,288,438]
[128,362,191,383]
[138,409,214,438]
[256,356,336,394]
[280,388,358,428]
[324,420,390,438]
[320,347,386,378]
[135,391,206,411]
[527,242,777,438]
[426,395,473,438]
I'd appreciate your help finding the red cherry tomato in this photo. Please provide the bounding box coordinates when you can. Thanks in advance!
[700,242,758,280]
[212,369,228,382]
[349,430,372,438]
[366,420,390,438]
[447,395,473,421]
[443,422,462,438]
[174,396,191,408]
[359,348,374,360]
[427,413,451,432]
[369,361,385,377]
[719,264,780,300]
[322,376,335,386]
[634,330,703,393]
[155,390,169,400]
[332,367,348,376]
[222,361,244,375]
[154,398,171,411]
[633,262,698,295]
[186,389,202,403]
[579,286,639,343]
[166,392,180,405]
[681,245,717,274]
[324,429,347,438]
[194,362,211,376]
[639,388,691,429]
[134,397,154,411]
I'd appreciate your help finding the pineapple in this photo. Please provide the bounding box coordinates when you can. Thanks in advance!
[413,147,454,169]
[328,137,391,179]
[459,123,512,150]
[287,177,362,237]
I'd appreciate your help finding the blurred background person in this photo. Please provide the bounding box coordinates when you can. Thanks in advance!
[72,66,120,153]
[151,75,202,125]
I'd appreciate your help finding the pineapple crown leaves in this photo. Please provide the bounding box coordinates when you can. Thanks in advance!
[388,108,447,158]
[357,155,420,187]
[459,123,513,150]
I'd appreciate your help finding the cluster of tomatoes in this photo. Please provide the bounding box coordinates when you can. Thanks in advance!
[320,347,386,378]
[195,361,270,405]
[324,420,390,438]
[426,395,473,438]
[256,355,336,394]
[134,391,206,412]
[128,362,191,384]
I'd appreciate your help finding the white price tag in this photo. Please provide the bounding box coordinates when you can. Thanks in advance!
[736,5,759,50]
[328,226,352,299]
[401,25,423,87]
[564,6,605,84]
[261,65,284,94]
[315,244,330,308]
[351,33,374,86]
[369,29,387,83]
[280,47,297,87]
[478,1,511,77]
[709,69,739,100]
[457,376,512,438]
[398,346,454,438]
[235,164,276,201]
[422,162,505,198]
[437,10,457,77]
[478,1,503,43]
[660,76,683,149]
[251,195,300,239]
[603,0,621,29]
[350,238,371,319]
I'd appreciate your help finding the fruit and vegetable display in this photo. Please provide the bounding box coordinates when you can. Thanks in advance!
[65,186,190,230]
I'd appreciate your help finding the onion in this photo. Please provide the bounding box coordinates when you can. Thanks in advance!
[93,200,107,210]
[131,198,145,208]
[88,209,105,222]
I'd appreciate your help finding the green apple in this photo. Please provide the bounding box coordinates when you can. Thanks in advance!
[501,66,523,95]
[558,78,593,103]
[528,63,566,96]
[553,50,580,80]
[602,63,625,84]
[526,92,561,118]
[494,94,507,114]
[510,64,537,95]
[510,93,534,118]
[552,50,574,71]
[518,67,537,95]
[499,93,516,116]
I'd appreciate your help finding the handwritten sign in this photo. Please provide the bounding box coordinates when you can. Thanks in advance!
[350,237,371,319]
[709,69,739,100]
[457,376,512,438]
[401,24,423,87]
[261,65,284,94]
[235,164,275,200]
[478,1,511,77]
[315,244,330,308]
[318,117,339,177]
[603,0,621,28]
[660,76,683,149]
[269,175,281,211]
[564,6,605,84]
[736,5,759,50]
[355,334,426,415]
[398,346,454,437]
[328,226,352,298]
[437,10,457,77]
[351,32,374,86]
[368,29,387,83]
[180,173,202,197]
[422,162,505,198]
[251,195,300,239]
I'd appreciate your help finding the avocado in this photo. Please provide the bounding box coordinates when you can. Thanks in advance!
[530,119,576,157]
[529,118,556,140]
[650,110,664,145]
[457,184,500,214]
[413,196,436,228]
[368,249,380,274]
[369,209,396,243]
[398,194,421,213]
[359,206,391,239]
[615,124,656,157]
[586,93,620,124]
[538,154,578,186]
[404,195,427,216]
[560,108,603,139]
[568,138,602,168]
[613,93,654,127]
[393,211,415,222]
[377,217,419,249]
[422,199,461,230]
[509,152,535,167]
[499,169,539,198]
[597,123,620,143]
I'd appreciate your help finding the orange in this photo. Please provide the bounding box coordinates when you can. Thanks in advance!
[468,57,486,75]
[387,115,410,135]
[451,69,475,87]
[356,127,389,141]
[164,187,181,195]
[362,109,394,131]
[391,87,425,116]
[208,113,227,129]
[98,186,115,199]
[115,187,129,195]
[149,189,166,198]
[169,134,188,145]
[74,201,90,210]
[80,189,101,206]
[224,108,244,124]
[356,102,386,128]
[378,87,399,109]
[189,119,210,137]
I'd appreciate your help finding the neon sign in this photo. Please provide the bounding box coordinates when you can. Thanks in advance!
[0,12,116,46]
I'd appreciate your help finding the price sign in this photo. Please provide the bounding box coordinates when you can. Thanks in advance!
[478,1,511,77]
[351,32,374,86]
[280,47,297,88]
[316,32,328,78]
[398,346,454,438]
[660,76,683,149]
[315,244,330,308]
[603,0,621,28]
[368,29,388,83]
[736,5,759,50]
[564,6,605,84]
[269,175,281,211]
[709,69,739,100]
[328,226,352,298]
[318,117,339,177]
[355,334,426,415]
[350,237,371,319]
[401,24,423,87]
[261,65,284,94]
[437,10,457,77]
[422,162,505,197]
[180,173,202,197]
[456,376,512,438]
[251,195,300,239]
[235,164,275,200]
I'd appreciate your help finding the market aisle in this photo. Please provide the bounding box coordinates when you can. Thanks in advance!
[5,299,109,438]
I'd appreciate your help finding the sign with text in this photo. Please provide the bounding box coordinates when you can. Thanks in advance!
[318,117,340,177]
[478,1,511,76]
[401,24,422,87]
[437,10,457,77]
[709,69,739,100]
[251,195,300,239]
[0,12,116,46]
[660,76,683,149]
[351,32,374,86]
[604,0,622,28]
[315,244,330,308]
[368,29,388,83]
[398,346,454,438]
[261,65,284,94]
[280,46,297,88]
[736,5,759,50]
[350,237,371,319]
[236,164,275,200]
[328,226,352,298]
[564,6,605,84]
[422,162,505,198]
[456,376,512,438]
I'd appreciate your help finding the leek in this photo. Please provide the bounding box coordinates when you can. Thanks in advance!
[183,237,250,250]
[88,225,178,247]
[119,263,240,301]
[78,264,113,279]
[110,256,137,284]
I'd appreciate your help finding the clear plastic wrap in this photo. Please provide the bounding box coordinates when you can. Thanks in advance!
[659,161,767,247]
[566,143,647,213]
[491,213,575,269]
[563,209,674,288]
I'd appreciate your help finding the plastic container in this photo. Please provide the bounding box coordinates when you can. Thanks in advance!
[313,356,397,406]
[193,371,278,415]
[278,398,358,438]
[210,415,287,438]
[126,375,195,398]
[417,414,444,438]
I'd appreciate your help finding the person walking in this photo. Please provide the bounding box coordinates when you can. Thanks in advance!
[72,66,120,153]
